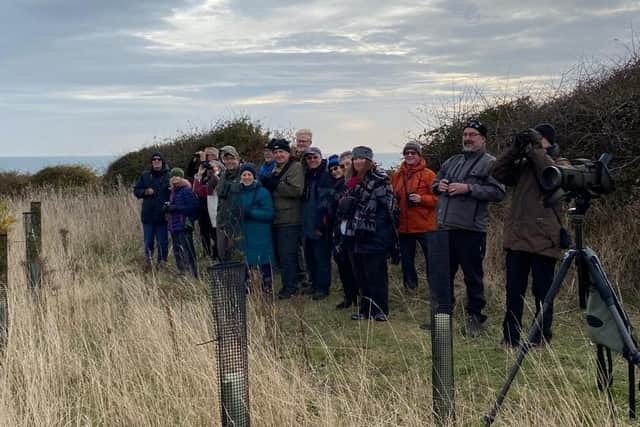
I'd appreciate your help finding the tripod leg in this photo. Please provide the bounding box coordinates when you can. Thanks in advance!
[484,250,577,426]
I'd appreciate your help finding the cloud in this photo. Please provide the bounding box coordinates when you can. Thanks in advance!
[1,0,639,155]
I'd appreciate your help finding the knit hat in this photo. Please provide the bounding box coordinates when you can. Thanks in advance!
[170,167,184,178]
[403,141,421,155]
[464,120,488,137]
[534,123,556,145]
[327,154,340,168]
[304,146,322,157]
[220,145,239,159]
[352,146,374,161]
[269,138,291,153]
[239,163,257,178]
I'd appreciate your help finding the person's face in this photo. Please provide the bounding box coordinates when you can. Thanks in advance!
[273,149,291,165]
[206,153,216,162]
[403,149,420,165]
[353,157,367,173]
[151,157,163,171]
[329,164,344,179]
[340,157,352,171]
[263,148,273,162]
[296,135,312,151]
[240,171,255,185]
[540,137,552,149]
[223,154,239,170]
[305,153,322,170]
[462,128,486,152]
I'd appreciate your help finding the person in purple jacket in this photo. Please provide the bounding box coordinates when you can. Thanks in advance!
[164,168,200,277]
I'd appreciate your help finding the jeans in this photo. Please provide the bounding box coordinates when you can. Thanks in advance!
[304,237,332,294]
[503,250,556,345]
[273,225,301,292]
[353,252,389,316]
[447,229,487,321]
[143,222,168,264]
[171,230,198,277]
[399,232,429,288]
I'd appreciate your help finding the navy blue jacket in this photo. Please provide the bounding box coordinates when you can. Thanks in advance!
[302,160,334,240]
[168,182,199,233]
[134,164,170,225]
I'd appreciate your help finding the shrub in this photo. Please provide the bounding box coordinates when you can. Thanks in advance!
[104,116,270,185]
[31,165,98,189]
[0,171,31,196]
[416,55,640,201]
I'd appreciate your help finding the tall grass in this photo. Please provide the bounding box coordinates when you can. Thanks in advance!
[0,188,637,425]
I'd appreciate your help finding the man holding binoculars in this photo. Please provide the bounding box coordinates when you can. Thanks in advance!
[432,120,506,337]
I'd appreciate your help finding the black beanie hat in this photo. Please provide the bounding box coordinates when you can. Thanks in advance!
[268,138,291,153]
[352,146,374,161]
[534,123,556,145]
[464,120,488,137]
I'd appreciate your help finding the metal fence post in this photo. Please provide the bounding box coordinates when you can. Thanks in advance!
[427,231,455,425]
[208,261,250,427]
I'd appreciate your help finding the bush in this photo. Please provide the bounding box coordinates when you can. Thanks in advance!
[31,165,98,189]
[104,116,270,185]
[417,55,640,201]
[0,171,31,196]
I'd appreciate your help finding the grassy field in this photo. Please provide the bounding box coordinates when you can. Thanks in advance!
[0,188,638,426]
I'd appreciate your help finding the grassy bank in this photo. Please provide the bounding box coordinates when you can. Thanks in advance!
[0,188,637,425]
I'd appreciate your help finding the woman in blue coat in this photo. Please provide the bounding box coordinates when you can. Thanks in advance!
[237,163,275,295]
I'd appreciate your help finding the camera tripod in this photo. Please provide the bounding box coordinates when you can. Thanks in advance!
[484,192,640,425]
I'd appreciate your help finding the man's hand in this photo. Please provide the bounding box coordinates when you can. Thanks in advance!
[447,183,470,196]
[437,179,449,193]
[144,188,155,196]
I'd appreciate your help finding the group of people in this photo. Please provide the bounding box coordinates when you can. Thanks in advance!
[134,122,567,346]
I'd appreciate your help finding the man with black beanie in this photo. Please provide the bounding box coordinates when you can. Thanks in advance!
[432,120,506,337]
[133,152,170,270]
[492,123,569,348]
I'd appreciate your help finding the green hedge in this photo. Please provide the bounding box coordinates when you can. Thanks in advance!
[418,56,640,199]
[104,116,270,185]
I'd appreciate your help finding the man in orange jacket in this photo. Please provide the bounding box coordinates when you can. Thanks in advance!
[391,141,438,290]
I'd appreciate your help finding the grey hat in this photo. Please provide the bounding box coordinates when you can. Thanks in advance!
[220,145,239,159]
[352,146,374,161]
[403,141,421,155]
[304,146,322,157]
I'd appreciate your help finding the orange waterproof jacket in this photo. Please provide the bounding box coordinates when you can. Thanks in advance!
[391,159,438,233]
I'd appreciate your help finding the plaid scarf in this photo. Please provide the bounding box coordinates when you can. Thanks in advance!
[352,168,399,233]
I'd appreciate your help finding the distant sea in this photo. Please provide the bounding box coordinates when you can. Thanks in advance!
[0,152,402,175]
[0,156,118,174]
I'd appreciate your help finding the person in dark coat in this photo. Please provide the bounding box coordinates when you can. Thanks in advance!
[260,138,304,299]
[327,153,358,309]
[347,146,399,322]
[492,123,569,347]
[302,147,335,300]
[216,146,243,261]
[133,152,170,269]
[188,147,221,259]
[165,168,199,277]
[236,163,275,295]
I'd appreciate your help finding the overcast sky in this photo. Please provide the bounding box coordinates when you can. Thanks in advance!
[1,0,637,156]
